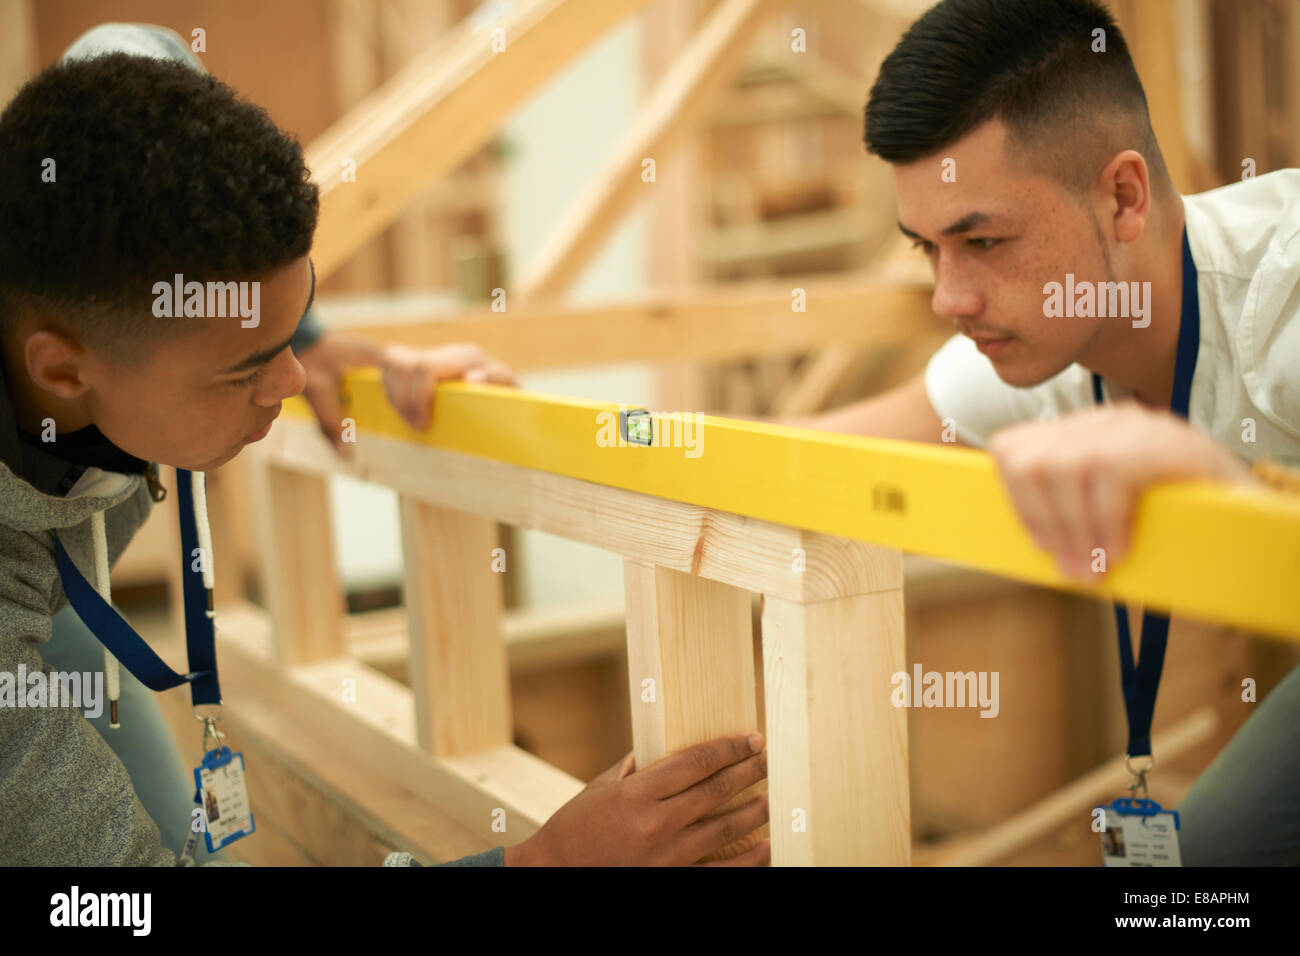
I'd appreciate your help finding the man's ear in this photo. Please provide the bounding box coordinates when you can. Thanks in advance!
[1098,148,1152,244]
[24,327,93,400]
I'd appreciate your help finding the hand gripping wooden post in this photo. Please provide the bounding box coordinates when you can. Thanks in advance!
[624,531,909,865]
[623,561,765,861]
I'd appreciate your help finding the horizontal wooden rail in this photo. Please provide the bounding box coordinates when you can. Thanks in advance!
[311,279,941,370]
[215,602,583,846]
[278,374,1300,640]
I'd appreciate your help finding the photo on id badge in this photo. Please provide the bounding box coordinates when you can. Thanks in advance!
[1099,799,1181,867]
[194,749,255,852]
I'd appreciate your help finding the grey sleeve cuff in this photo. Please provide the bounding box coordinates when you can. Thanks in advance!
[382,846,506,867]
[290,308,328,354]
[437,845,506,867]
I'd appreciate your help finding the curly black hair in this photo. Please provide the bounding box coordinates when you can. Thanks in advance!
[0,53,318,364]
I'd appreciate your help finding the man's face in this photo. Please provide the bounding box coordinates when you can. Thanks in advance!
[894,119,1109,387]
[81,255,313,472]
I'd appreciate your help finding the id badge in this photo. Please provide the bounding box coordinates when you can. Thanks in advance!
[193,746,255,852]
[1098,797,1181,866]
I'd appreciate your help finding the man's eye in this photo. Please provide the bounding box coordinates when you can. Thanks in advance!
[968,237,1002,251]
[229,366,268,388]
[911,239,936,254]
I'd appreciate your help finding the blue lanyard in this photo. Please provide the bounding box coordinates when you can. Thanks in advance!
[1090,228,1199,757]
[54,468,221,707]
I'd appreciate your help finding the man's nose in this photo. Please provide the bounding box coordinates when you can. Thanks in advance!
[282,350,308,400]
[930,266,982,322]
[261,347,307,403]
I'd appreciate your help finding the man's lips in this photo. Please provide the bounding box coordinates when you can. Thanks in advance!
[243,414,279,442]
[964,331,1014,356]
[963,329,1013,343]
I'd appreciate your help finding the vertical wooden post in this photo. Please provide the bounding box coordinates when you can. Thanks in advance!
[0,0,35,108]
[1113,0,1194,192]
[249,463,347,664]
[207,460,254,608]
[762,544,909,865]
[644,0,711,416]
[623,560,767,860]
[399,498,511,755]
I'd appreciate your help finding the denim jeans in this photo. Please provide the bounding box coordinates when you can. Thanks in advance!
[1175,660,1300,865]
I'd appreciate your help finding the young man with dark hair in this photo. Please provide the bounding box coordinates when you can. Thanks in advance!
[0,25,769,867]
[786,0,1300,864]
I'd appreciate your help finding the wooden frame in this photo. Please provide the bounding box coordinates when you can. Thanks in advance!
[230,413,916,863]
[215,390,1298,864]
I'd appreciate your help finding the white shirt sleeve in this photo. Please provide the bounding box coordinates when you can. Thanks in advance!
[923,333,1097,448]
[1234,189,1300,444]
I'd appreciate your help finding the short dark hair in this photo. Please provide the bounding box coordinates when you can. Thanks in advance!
[864,0,1170,196]
[0,53,318,365]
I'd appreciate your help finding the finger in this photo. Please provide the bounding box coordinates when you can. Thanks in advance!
[693,836,771,867]
[305,383,350,459]
[428,343,488,380]
[1091,471,1135,568]
[1077,471,1116,579]
[1043,466,1094,578]
[479,360,517,386]
[409,362,440,430]
[676,791,769,864]
[996,449,1065,559]
[614,751,636,781]
[663,750,767,828]
[380,363,418,430]
[633,733,764,800]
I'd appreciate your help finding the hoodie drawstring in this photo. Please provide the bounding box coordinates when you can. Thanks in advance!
[88,511,120,728]
[190,470,216,618]
[89,466,213,729]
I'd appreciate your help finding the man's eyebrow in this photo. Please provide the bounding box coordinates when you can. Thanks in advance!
[219,331,298,375]
[898,212,996,240]
[218,259,316,375]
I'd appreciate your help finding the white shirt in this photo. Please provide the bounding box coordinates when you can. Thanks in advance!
[924,169,1300,467]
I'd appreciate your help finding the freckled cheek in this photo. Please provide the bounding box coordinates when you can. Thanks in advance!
[1009,251,1067,332]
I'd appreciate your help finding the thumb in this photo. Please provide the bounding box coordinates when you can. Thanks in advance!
[615,751,637,780]
[594,751,636,785]
[307,385,351,459]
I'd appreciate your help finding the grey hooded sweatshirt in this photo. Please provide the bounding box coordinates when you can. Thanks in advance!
[0,22,503,868]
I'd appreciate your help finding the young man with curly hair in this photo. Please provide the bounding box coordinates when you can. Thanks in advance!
[0,25,769,867]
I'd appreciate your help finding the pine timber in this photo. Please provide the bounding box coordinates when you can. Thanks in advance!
[399,499,512,754]
[309,278,942,370]
[308,0,655,280]
[517,0,787,298]
[623,560,769,861]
